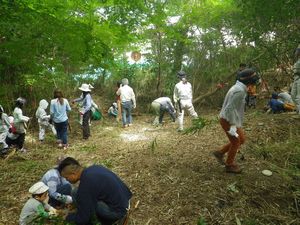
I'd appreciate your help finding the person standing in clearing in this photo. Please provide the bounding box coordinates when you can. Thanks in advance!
[116,81,122,122]
[213,69,260,173]
[50,89,71,150]
[173,71,198,131]
[116,78,136,128]
[151,97,176,126]
[72,84,93,140]
[0,105,10,154]
[11,97,30,152]
[291,44,300,114]
[36,99,57,143]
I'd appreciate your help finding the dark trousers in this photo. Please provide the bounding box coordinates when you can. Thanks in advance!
[54,120,68,144]
[6,133,25,149]
[72,189,126,225]
[82,110,91,139]
[49,183,72,207]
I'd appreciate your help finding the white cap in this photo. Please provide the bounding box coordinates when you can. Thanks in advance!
[79,83,91,92]
[29,182,49,194]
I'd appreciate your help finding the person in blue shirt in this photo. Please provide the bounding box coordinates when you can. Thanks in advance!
[59,157,132,225]
[268,93,284,113]
[50,89,71,150]
[72,84,93,140]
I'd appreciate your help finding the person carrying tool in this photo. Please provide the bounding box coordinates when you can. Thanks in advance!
[173,71,198,131]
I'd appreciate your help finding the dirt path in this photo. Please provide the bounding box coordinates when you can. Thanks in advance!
[0,112,300,224]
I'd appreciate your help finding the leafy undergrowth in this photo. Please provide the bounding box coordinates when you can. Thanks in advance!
[0,111,300,225]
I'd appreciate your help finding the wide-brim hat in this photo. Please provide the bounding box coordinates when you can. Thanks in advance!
[79,83,91,92]
[29,181,49,194]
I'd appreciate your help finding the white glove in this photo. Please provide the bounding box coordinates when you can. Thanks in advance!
[48,207,57,216]
[227,125,239,138]
[65,195,73,204]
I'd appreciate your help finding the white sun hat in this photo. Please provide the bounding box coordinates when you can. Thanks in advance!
[29,181,49,194]
[79,83,91,92]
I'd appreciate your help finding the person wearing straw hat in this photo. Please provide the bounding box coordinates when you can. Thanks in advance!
[19,181,57,225]
[72,83,93,139]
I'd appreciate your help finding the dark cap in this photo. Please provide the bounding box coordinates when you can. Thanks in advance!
[177,71,186,79]
[238,69,259,85]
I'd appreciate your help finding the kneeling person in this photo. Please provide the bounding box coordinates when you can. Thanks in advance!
[60,157,132,225]
[19,182,57,225]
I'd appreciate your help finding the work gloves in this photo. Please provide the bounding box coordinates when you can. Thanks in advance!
[227,125,239,138]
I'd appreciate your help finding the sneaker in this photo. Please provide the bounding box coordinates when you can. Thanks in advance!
[58,143,63,148]
[212,151,225,165]
[225,165,242,174]
[128,124,132,127]
[63,144,68,150]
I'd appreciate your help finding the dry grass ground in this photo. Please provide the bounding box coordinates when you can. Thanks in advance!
[0,110,300,225]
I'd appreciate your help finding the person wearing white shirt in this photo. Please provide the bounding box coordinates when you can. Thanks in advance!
[173,71,198,131]
[7,98,30,152]
[116,78,136,127]
[151,97,176,125]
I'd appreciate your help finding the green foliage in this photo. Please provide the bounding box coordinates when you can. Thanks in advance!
[197,216,207,225]
[183,117,210,135]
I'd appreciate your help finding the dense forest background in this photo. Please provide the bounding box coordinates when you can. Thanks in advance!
[0,0,299,112]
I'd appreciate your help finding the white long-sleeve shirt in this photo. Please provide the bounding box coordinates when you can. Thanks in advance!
[291,76,300,105]
[219,81,247,128]
[117,85,136,107]
[153,97,175,109]
[13,107,30,134]
[173,81,193,102]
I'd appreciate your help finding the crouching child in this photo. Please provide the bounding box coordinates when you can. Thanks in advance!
[19,181,58,225]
